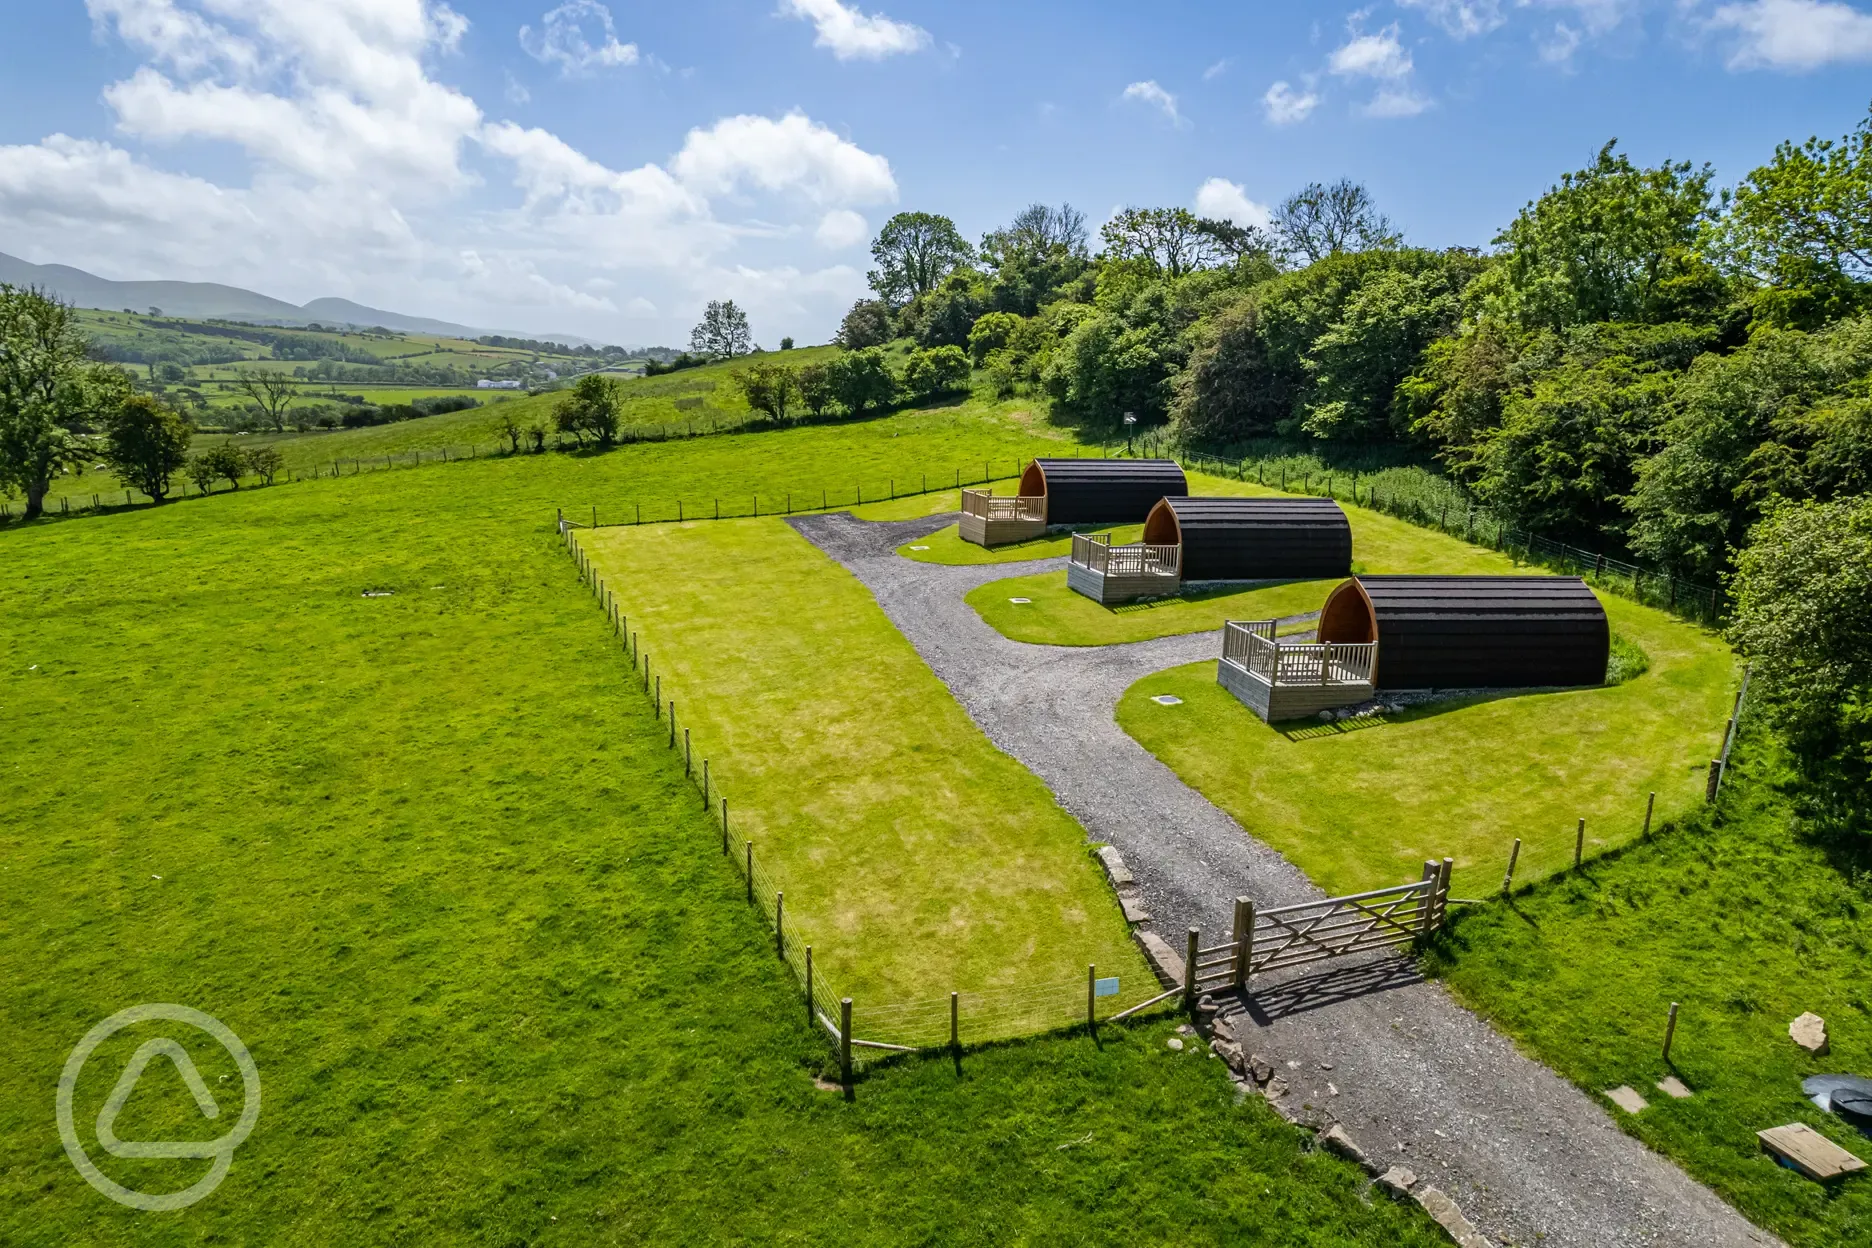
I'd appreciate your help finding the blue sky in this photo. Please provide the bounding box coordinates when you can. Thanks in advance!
[1,0,1869,346]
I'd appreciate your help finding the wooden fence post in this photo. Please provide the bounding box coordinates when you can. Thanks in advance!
[1183,928,1199,1009]
[1663,1002,1680,1063]
[1230,897,1253,988]
[654,672,660,710]
[1643,791,1655,838]
[840,998,853,1090]
[702,759,710,809]
[668,701,676,749]
[1086,964,1096,1030]
[720,798,728,853]
[1575,818,1585,869]
[805,946,814,1022]
[745,841,753,902]
[775,892,785,958]
[1438,858,1453,931]
[950,992,959,1049]
[1705,759,1722,803]
[1502,838,1522,894]
[1420,861,1440,937]
[684,728,691,776]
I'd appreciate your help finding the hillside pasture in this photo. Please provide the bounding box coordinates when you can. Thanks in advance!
[0,409,1443,1246]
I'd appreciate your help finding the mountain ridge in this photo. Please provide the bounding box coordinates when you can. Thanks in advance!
[0,251,613,348]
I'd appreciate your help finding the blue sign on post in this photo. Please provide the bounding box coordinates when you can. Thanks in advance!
[1093,976,1121,998]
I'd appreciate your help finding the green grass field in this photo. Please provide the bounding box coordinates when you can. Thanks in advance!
[1115,592,1738,898]
[1430,745,1872,1248]
[965,477,1526,647]
[577,517,1152,1029]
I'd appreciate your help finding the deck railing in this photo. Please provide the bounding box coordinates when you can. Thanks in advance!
[1069,531,1179,577]
[961,488,1045,522]
[1222,620,1376,687]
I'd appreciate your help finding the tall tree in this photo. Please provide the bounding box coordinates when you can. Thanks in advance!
[735,360,800,422]
[690,300,753,358]
[982,203,1089,262]
[835,299,893,349]
[0,285,111,518]
[233,368,300,433]
[1721,104,1872,327]
[1098,207,1226,277]
[1273,180,1400,264]
[101,393,192,503]
[1485,141,1721,330]
[868,212,976,305]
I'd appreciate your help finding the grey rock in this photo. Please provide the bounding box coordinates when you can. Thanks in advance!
[1322,1124,1378,1174]
[1249,1052,1275,1084]
[1791,1012,1829,1056]
[1378,1166,1418,1198]
[1211,1038,1247,1073]
[1415,1186,1496,1248]
[1096,844,1135,888]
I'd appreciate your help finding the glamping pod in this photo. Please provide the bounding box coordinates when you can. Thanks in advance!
[1318,576,1609,690]
[1142,496,1352,582]
[1016,458,1188,526]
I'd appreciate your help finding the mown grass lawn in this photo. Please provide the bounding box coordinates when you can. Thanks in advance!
[966,474,1525,646]
[0,412,1445,1245]
[1115,592,1738,899]
[1431,746,1872,1248]
[577,518,1150,1031]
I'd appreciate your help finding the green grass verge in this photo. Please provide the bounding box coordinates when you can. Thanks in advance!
[579,518,1151,1031]
[1430,746,1872,1248]
[897,521,1145,565]
[0,410,1443,1245]
[967,474,1525,646]
[1115,594,1738,898]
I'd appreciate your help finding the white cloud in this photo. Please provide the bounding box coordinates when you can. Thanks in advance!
[1202,58,1232,79]
[1708,0,1872,69]
[520,1,637,75]
[1121,80,1187,127]
[504,72,531,105]
[815,208,869,248]
[1537,22,1585,64]
[1329,25,1414,79]
[669,113,898,205]
[0,0,901,346]
[778,0,930,60]
[1398,0,1505,37]
[1363,87,1435,116]
[1262,80,1319,124]
[1193,178,1273,230]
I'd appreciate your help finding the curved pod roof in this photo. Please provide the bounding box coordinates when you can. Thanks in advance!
[1017,458,1187,526]
[1143,496,1351,581]
[1319,575,1608,690]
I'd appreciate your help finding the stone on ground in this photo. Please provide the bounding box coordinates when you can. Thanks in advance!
[1605,1085,1649,1114]
[1790,1012,1830,1056]
[1377,1166,1418,1199]
[1656,1075,1693,1100]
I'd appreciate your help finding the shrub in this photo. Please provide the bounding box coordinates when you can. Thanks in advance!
[903,345,971,399]
[735,361,800,422]
[100,393,191,503]
[245,445,284,485]
[1605,632,1650,685]
[829,348,896,416]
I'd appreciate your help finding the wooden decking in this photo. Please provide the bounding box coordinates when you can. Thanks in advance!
[958,489,1046,546]
[1066,533,1180,604]
[1217,619,1376,722]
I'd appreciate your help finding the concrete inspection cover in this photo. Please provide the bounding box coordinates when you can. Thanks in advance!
[1008,597,1031,604]
[1152,695,1183,706]
[909,545,930,550]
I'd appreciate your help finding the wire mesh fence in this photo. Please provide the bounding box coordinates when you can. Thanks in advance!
[556,519,1177,1068]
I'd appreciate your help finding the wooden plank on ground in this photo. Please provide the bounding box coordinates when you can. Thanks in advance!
[1757,1123,1867,1181]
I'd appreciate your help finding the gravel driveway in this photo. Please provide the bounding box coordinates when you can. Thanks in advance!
[790,510,1777,1248]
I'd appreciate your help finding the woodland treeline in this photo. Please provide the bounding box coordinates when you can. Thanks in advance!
[830,104,1872,825]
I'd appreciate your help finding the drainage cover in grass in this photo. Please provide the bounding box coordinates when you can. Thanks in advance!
[909,544,930,550]
[1009,597,1031,604]
[1152,695,1183,706]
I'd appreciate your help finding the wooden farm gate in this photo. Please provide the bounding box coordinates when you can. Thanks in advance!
[1117,858,1453,1019]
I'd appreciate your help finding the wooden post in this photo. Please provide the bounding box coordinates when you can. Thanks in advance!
[775,892,785,958]
[1421,861,1440,937]
[805,946,814,1022]
[840,998,853,1090]
[950,992,959,1049]
[669,702,676,749]
[1086,964,1096,1030]
[1575,818,1585,869]
[1643,791,1656,838]
[720,798,728,853]
[702,759,710,809]
[1183,928,1198,1008]
[1705,759,1722,802]
[591,505,596,529]
[1502,838,1522,894]
[1663,1002,1680,1063]
[745,841,753,903]
[1438,858,1453,930]
[654,672,660,710]
[1230,897,1253,988]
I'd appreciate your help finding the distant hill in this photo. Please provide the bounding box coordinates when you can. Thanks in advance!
[0,251,618,349]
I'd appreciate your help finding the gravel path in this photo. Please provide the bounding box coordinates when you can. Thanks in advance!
[791,511,1777,1248]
